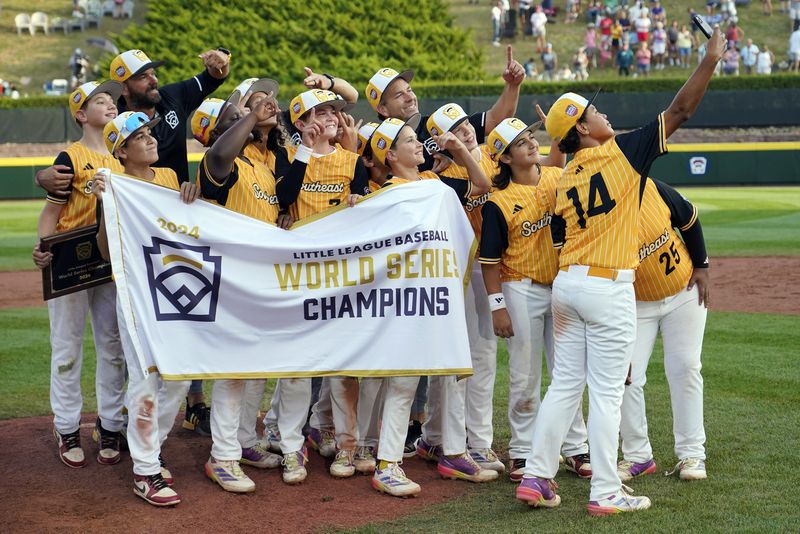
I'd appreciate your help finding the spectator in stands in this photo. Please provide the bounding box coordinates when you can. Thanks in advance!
[740,39,760,74]
[725,21,744,48]
[598,37,613,68]
[651,0,667,23]
[636,41,652,77]
[722,46,740,75]
[720,0,737,22]
[652,21,668,70]
[519,0,533,35]
[618,8,632,36]
[611,18,624,55]
[586,0,602,23]
[668,20,680,66]
[790,27,800,71]
[113,0,125,19]
[492,1,503,46]
[706,0,719,16]
[791,0,800,30]
[617,41,635,75]
[756,45,774,73]
[584,23,598,68]
[629,1,645,23]
[531,5,548,52]
[573,47,590,79]
[541,42,558,80]
[524,57,539,78]
[763,0,773,16]
[688,8,701,36]
[565,0,579,23]
[599,12,613,40]
[605,0,620,17]
[635,10,651,44]
[69,49,90,89]
[677,25,695,68]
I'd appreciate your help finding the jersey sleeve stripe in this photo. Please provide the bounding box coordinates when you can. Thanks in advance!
[477,256,502,264]
[679,205,698,231]
[658,112,667,154]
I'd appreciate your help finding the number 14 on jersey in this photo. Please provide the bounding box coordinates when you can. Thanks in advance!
[565,172,617,229]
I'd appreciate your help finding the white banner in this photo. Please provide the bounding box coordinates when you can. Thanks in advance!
[103,173,476,380]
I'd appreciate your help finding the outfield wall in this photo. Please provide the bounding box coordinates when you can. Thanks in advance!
[1,142,797,200]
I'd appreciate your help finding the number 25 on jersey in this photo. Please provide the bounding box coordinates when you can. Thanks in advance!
[565,172,617,229]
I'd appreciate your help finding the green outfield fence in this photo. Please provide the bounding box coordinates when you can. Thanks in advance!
[1,141,798,200]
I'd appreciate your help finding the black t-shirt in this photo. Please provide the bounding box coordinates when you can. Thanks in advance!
[119,69,225,184]
[416,112,486,172]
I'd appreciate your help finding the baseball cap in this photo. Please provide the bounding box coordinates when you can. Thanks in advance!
[109,49,165,83]
[68,80,122,119]
[426,103,469,137]
[545,90,599,142]
[356,122,381,157]
[370,114,421,165]
[289,89,348,124]
[103,111,161,156]
[232,77,279,108]
[364,68,414,112]
[486,118,542,161]
[190,98,229,147]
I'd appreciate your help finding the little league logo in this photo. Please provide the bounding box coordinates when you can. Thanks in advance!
[73,92,83,103]
[565,104,579,117]
[143,237,221,322]
[115,66,126,78]
[292,102,302,114]
[369,88,378,101]
[493,138,504,150]
[165,110,179,130]
[376,137,387,150]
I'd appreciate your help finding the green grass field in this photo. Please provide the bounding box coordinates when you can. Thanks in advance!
[2,187,798,272]
[0,186,798,532]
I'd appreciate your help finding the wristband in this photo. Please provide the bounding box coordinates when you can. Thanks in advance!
[488,293,506,311]
[323,73,335,91]
[294,144,313,163]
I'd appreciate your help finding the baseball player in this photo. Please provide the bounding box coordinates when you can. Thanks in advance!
[91,111,200,506]
[32,81,127,470]
[192,93,284,493]
[618,178,709,482]
[478,117,589,482]
[514,27,724,515]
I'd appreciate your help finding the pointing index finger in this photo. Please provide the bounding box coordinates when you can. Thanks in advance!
[506,45,513,65]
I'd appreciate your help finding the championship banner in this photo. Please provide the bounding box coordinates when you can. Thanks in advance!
[103,173,476,380]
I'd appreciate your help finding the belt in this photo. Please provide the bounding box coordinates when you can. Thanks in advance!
[559,265,635,283]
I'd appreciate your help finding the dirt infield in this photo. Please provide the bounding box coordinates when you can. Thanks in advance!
[3,256,799,313]
[1,414,471,533]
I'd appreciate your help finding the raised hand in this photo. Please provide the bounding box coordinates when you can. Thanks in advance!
[180,181,201,204]
[90,171,107,200]
[298,108,324,148]
[199,49,230,78]
[502,45,525,86]
[303,67,332,90]
[335,112,361,153]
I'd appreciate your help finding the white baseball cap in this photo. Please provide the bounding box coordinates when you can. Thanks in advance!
[289,89,348,124]
[364,68,414,112]
[486,117,542,161]
[426,103,469,137]
[232,77,279,107]
[109,50,165,83]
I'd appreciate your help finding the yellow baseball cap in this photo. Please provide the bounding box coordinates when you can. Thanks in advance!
[356,122,380,157]
[68,80,122,119]
[289,89,348,124]
[370,114,421,165]
[426,103,469,137]
[103,111,161,156]
[545,90,599,142]
[486,118,542,161]
[365,68,414,112]
[109,49,166,83]
[190,98,228,147]
[232,77,279,108]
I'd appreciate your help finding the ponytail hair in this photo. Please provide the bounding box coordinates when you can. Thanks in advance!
[493,161,513,190]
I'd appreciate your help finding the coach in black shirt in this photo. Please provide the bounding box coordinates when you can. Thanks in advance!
[36,48,230,192]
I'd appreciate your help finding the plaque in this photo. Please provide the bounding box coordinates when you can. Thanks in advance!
[41,225,113,300]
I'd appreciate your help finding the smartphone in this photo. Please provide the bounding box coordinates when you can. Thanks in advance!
[691,13,713,39]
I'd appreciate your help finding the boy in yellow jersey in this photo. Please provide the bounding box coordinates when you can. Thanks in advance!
[190,94,287,492]
[478,118,589,483]
[368,116,496,498]
[32,81,128,471]
[515,28,725,515]
[92,110,200,506]
[618,178,709,483]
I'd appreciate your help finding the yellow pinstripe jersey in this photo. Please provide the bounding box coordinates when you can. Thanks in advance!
[555,113,667,270]
[198,147,279,223]
[289,148,359,220]
[635,179,695,301]
[48,142,123,232]
[383,171,440,187]
[437,145,498,241]
[146,167,181,190]
[478,166,561,284]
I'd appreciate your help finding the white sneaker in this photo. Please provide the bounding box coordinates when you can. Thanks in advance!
[282,448,308,484]
[468,448,506,473]
[587,485,651,516]
[263,424,282,454]
[241,442,282,468]
[372,462,421,498]
[354,446,377,474]
[204,458,255,493]
[330,449,356,478]
[668,457,707,481]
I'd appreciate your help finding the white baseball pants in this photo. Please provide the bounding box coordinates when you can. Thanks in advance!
[238,379,268,449]
[275,378,312,454]
[464,263,498,450]
[377,376,420,462]
[524,266,636,501]
[503,279,588,459]
[327,377,384,450]
[309,377,334,432]
[422,375,467,455]
[117,298,189,475]
[620,285,707,462]
[49,283,126,434]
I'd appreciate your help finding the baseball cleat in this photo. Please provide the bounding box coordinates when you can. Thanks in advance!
[354,445,377,474]
[306,428,336,458]
[509,458,526,482]
[133,473,181,506]
[263,424,282,454]
[617,458,657,482]
[241,443,282,469]
[403,420,422,458]
[205,458,255,493]
[330,449,356,478]
[54,427,86,468]
[93,418,122,465]
[415,437,442,463]
[469,448,506,473]
[159,455,174,486]
[667,457,707,481]
[438,453,499,483]
[516,476,561,508]
[372,462,421,498]
[182,398,211,436]
[564,453,592,479]
[587,486,651,516]
[282,447,309,484]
